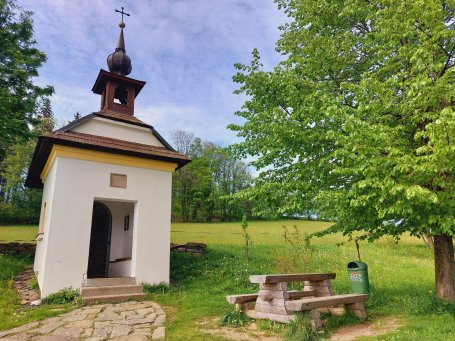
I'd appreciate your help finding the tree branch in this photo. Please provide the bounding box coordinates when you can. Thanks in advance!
[437,47,454,79]
[279,104,292,116]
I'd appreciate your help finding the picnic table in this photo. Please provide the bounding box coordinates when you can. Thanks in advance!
[226,273,368,329]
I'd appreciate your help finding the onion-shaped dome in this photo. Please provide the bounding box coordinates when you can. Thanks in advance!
[107,22,132,76]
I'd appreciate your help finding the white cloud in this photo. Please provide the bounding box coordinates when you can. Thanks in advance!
[137,103,240,147]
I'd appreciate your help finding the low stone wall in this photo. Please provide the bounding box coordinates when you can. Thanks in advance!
[0,242,36,255]
[170,242,207,255]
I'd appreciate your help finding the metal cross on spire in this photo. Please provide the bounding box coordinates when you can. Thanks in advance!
[115,6,130,23]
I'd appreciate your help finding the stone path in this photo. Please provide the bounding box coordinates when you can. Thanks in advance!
[0,301,166,340]
[13,266,40,306]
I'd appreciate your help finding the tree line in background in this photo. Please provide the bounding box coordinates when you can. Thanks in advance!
[0,0,54,224]
[171,130,252,222]
[0,99,55,224]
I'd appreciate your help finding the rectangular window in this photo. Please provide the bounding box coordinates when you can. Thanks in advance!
[124,215,130,231]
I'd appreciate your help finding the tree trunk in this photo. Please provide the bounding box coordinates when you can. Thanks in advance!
[422,233,435,252]
[434,234,455,302]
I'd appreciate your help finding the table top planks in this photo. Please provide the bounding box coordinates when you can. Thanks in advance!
[249,272,336,284]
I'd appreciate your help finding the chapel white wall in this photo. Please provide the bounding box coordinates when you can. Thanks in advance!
[38,156,172,297]
[33,159,59,289]
[72,117,164,147]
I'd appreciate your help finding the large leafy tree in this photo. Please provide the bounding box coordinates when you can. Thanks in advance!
[230,1,455,301]
[0,0,53,160]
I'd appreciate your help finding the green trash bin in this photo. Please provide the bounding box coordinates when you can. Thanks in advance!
[347,261,370,294]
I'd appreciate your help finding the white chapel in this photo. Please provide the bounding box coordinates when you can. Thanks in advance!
[25,15,189,301]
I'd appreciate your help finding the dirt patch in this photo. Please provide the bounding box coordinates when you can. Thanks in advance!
[330,318,401,341]
[198,317,400,340]
[162,305,177,324]
[203,324,283,341]
[198,318,283,341]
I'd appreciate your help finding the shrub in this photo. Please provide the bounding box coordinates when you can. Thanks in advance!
[219,310,253,327]
[43,288,80,304]
[286,313,322,341]
[27,275,39,291]
[142,282,169,294]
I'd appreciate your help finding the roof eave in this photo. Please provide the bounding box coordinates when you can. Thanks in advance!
[25,136,48,189]
[25,136,190,189]
[91,69,146,97]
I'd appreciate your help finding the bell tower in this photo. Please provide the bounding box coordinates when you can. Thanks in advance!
[91,7,145,116]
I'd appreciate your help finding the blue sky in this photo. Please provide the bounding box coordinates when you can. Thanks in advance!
[19,0,287,146]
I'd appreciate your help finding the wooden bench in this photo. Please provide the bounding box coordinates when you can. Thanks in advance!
[286,293,369,329]
[227,290,318,311]
[247,273,337,323]
[226,273,369,329]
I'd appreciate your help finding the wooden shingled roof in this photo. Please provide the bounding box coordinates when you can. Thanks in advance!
[25,112,190,189]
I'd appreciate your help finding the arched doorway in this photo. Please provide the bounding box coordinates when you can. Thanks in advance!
[87,201,112,278]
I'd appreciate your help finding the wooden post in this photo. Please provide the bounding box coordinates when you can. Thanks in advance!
[328,307,346,316]
[310,309,322,330]
[251,282,292,323]
[304,279,334,314]
[346,302,367,319]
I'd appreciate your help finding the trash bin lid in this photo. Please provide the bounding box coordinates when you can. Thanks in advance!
[347,261,368,270]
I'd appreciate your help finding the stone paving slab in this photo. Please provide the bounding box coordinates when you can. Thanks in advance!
[0,301,165,340]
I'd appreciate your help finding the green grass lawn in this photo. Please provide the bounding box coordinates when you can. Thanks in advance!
[0,225,37,242]
[1,220,454,340]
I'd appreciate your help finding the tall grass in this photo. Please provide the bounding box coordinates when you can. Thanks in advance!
[274,225,314,274]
